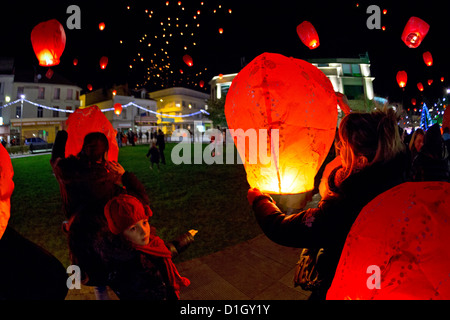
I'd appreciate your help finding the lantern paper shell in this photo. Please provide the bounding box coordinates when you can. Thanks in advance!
[396,71,407,88]
[296,21,320,50]
[224,53,338,195]
[87,84,93,91]
[417,82,424,91]
[428,79,433,86]
[401,17,430,48]
[0,144,14,240]
[336,92,351,115]
[411,98,416,106]
[31,19,66,67]
[73,58,78,66]
[100,56,109,69]
[114,103,123,115]
[423,51,433,66]
[442,106,450,131]
[183,54,193,67]
[65,105,119,162]
[327,182,450,300]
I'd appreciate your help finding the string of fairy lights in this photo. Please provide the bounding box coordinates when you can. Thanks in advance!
[0,98,210,118]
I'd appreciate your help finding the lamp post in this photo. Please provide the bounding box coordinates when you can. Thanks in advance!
[20,95,25,145]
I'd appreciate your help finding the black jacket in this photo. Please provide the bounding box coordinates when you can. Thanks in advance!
[252,153,408,299]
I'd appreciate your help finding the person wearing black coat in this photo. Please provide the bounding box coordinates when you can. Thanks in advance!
[156,129,166,164]
[248,108,408,300]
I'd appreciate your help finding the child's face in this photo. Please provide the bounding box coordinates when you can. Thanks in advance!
[123,219,151,246]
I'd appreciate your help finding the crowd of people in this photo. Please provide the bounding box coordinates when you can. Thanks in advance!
[0,103,449,300]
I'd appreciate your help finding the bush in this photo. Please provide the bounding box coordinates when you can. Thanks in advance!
[6,145,30,155]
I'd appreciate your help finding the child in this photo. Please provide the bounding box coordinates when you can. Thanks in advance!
[103,194,197,300]
[146,142,160,170]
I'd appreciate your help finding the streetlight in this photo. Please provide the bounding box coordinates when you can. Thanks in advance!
[20,94,25,145]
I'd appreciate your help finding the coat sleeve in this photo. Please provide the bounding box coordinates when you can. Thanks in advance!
[252,197,344,249]
[50,130,68,167]
[165,232,195,258]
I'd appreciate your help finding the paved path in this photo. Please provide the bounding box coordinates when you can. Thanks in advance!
[65,234,311,300]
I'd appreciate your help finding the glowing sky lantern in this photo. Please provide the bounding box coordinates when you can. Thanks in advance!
[428,79,433,86]
[183,54,193,67]
[31,19,66,67]
[219,28,224,34]
[327,182,450,300]
[99,22,106,31]
[0,144,14,240]
[73,58,78,66]
[199,80,205,88]
[401,17,430,48]
[441,77,445,82]
[423,51,433,66]
[100,56,109,69]
[396,71,407,88]
[296,21,320,49]
[411,98,416,106]
[417,82,424,91]
[443,104,450,130]
[114,103,123,115]
[65,105,119,162]
[87,84,93,91]
[225,53,337,198]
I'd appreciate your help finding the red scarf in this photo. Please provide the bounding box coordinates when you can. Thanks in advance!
[133,235,190,299]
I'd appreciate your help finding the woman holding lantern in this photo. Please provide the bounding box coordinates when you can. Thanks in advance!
[248,108,409,300]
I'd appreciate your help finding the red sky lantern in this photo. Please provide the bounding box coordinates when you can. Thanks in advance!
[100,56,109,69]
[336,92,351,115]
[183,54,193,67]
[396,71,407,88]
[296,21,320,50]
[443,105,450,130]
[87,84,93,91]
[45,68,54,79]
[327,182,450,300]
[441,77,445,82]
[417,82,424,91]
[428,79,433,86]
[199,80,205,88]
[225,53,337,199]
[31,19,66,67]
[180,69,184,74]
[218,28,224,34]
[0,144,14,240]
[73,58,78,66]
[65,105,119,162]
[114,103,123,115]
[411,98,416,106]
[99,22,106,31]
[401,17,430,48]
[423,51,433,66]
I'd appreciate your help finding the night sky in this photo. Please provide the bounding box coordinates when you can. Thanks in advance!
[2,0,449,105]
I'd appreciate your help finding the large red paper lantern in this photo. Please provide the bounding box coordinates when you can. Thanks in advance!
[296,21,320,50]
[423,51,433,66]
[100,56,109,69]
[336,92,351,115]
[417,82,424,91]
[401,17,430,48]
[396,71,407,88]
[443,106,450,131]
[31,19,66,67]
[225,53,337,195]
[183,54,193,67]
[0,144,14,240]
[65,105,119,162]
[327,182,450,300]
[114,103,123,115]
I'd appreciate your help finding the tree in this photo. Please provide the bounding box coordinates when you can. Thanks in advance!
[207,97,228,127]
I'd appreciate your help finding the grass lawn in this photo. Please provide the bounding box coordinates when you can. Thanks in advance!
[8,143,262,268]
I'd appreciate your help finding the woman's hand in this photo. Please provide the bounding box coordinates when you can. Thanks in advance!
[247,188,264,206]
[188,229,198,237]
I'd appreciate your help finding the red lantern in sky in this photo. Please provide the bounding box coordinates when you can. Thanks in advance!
[225,53,337,197]
[401,17,430,48]
[31,19,66,67]
[423,51,433,66]
[296,21,320,49]
[65,105,119,162]
[417,82,424,91]
[396,71,407,88]
[100,56,109,69]
[73,58,78,66]
[0,143,14,240]
[411,98,416,106]
[428,79,433,86]
[99,22,106,31]
[218,28,224,34]
[443,105,450,130]
[327,182,450,300]
[183,54,193,67]
[87,84,93,91]
[199,80,205,88]
[441,77,445,82]
[114,103,123,115]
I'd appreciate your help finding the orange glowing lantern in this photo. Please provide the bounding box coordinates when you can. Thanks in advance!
[219,28,224,34]
[73,58,78,66]
[87,84,93,91]
[99,22,106,31]
[31,19,66,67]
[401,17,430,48]
[428,79,433,86]
[411,98,416,106]
[327,182,450,300]
[199,80,205,88]
[183,54,193,67]
[441,77,445,82]
[417,82,424,91]
[100,56,109,69]
[296,21,320,49]
[0,144,14,240]
[423,51,433,66]
[114,103,123,115]
[225,53,337,198]
[396,71,407,88]
[65,105,119,162]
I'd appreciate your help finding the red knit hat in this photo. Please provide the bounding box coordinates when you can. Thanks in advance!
[104,194,152,235]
